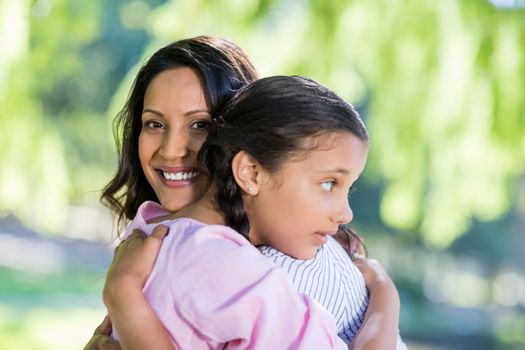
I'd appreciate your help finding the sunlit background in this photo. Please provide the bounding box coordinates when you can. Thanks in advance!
[1,0,524,349]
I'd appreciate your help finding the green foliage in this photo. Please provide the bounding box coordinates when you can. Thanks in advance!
[1,0,524,245]
[342,0,525,247]
[0,0,158,233]
[138,0,525,248]
[0,0,69,232]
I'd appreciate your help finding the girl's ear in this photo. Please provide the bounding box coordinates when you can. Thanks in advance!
[231,150,262,195]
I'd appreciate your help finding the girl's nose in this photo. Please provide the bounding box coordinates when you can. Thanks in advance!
[332,199,353,225]
[157,128,189,160]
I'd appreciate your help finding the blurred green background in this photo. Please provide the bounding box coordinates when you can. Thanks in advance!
[1,0,524,349]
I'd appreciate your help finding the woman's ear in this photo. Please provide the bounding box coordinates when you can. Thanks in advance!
[231,150,261,195]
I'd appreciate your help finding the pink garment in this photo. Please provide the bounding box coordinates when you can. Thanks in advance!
[113,201,346,349]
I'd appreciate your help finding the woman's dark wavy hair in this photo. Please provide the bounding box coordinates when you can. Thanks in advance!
[101,36,258,230]
[200,75,369,255]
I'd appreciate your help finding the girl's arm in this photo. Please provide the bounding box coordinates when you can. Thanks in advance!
[349,257,400,350]
[103,225,175,350]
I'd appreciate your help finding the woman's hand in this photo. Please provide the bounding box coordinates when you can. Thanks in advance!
[86,226,168,349]
[103,225,169,307]
[103,224,175,350]
[352,256,394,291]
[350,257,400,350]
[83,315,121,350]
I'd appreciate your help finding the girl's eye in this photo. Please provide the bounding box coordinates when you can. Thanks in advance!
[320,180,335,192]
[348,186,356,196]
[190,120,211,131]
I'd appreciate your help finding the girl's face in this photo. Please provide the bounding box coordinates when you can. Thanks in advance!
[247,132,368,260]
[139,67,212,212]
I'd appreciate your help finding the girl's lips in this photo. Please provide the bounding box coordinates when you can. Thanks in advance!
[313,231,336,245]
[313,232,329,245]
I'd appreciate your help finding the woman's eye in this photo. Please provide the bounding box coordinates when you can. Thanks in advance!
[320,180,335,192]
[143,120,164,130]
[190,120,211,131]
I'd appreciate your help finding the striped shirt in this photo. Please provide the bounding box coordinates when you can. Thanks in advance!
[259,236,368,344]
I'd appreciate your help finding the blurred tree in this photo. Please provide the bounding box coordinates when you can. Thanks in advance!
[134,0,525,247]
[336,0,525,248]
[1,0,524,248]
[0,0,69,231]
[0,0,165,233]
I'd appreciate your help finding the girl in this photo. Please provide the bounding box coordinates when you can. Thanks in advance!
[104,75,402,349]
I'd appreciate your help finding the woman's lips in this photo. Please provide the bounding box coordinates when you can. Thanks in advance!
[156,168,201,187]
[161,169,200,181]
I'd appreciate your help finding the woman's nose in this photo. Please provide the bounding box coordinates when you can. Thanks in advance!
[157,128,189,160]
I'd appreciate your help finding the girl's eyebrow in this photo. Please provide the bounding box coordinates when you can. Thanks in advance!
[317,168,350,175]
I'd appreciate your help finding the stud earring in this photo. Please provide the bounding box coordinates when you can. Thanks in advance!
[247,187,253,192]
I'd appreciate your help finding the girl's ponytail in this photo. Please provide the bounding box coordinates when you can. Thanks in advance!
[200,126,251,239]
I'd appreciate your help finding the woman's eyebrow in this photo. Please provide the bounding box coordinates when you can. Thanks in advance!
[184,109,211,116]
[142,108,163,117]
[141,108,211,117]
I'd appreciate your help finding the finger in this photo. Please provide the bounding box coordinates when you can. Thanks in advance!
[150,224,169,241]
[84,335,122,350]
[367,258,380,266]
[129,229,147,240]
[94,315,112,336]
[114,241,124,255]
[143,225,169,252]
[351,254,366,265]
[99,336,122,350]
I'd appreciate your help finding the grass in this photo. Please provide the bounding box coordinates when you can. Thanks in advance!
[0,266,107,350]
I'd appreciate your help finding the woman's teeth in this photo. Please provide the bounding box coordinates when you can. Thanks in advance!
[162,170,199,181]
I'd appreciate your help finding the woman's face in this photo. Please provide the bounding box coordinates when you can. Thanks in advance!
[139,67,212,212]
